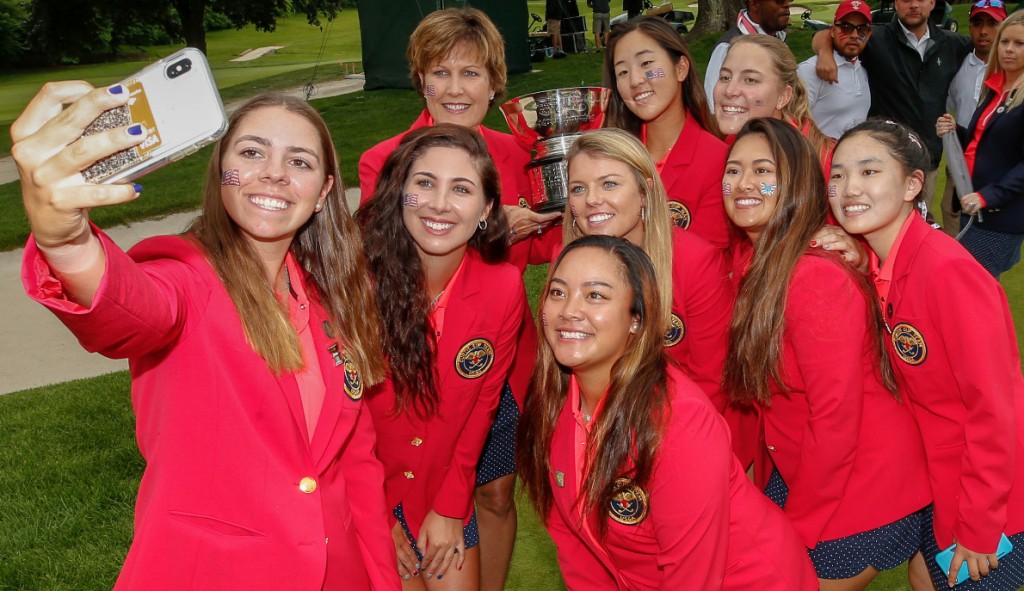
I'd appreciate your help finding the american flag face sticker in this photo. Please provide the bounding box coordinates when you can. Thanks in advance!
[759,182,776,197]
[425,85,436,97]
[827,185,838,198]
[221,169,240,186]
[645,68,666,80]
[722,182,732,196]
[403,193,419,207]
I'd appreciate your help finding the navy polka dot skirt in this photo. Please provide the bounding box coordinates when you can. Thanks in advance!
[475,382,519,486]
[920,505,1024,590]
[764,469,924,579]
[393,503,480,562]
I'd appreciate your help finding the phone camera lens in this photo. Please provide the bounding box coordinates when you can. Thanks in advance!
[166,58,193,79]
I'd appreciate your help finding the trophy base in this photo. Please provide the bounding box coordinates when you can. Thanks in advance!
[533,198,567,214]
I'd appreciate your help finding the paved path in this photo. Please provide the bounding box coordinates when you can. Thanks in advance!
[1,77,365,395]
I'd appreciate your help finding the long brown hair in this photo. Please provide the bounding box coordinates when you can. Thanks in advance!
[518,235,669,535]
[190,92,385,384]
[356,124,508,417]
[729,35,834,160]
[722,118,896,405]
[604,16,721,139]
[563,128,674,333]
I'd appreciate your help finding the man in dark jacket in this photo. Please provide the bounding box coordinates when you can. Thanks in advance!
[813,0,971,216]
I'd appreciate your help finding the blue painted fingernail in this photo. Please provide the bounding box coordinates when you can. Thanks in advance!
[133,184,143,194]
[127,124,144,136]
[436,574,443,580]
[108,84,125,95]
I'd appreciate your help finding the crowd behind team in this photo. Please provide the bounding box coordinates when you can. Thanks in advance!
[10,0,1024,589]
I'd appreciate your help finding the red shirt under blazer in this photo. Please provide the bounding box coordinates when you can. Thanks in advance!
[544,365,818,591]
[755,253,931,548]
[365,249,525,536]
[22,231,398,591]
[656,112,730,251]
[881,215,1024,552]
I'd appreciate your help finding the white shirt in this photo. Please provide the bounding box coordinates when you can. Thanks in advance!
[946,51,987,122]
[898,19,933,60]
[704,10,787,110]
[798,50,870,139]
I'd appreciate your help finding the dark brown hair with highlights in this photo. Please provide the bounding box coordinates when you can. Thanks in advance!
[356,124,508,417]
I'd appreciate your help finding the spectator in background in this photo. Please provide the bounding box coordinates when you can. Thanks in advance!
[938,0,1007,238]
[798,0,872,139]
[547,0,567,57]
[811,0,971,221]
[588,0,611,51]
[705,0,793,109]
[624,0,643,20]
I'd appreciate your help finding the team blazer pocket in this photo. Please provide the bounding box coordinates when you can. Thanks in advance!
[168,510,268,537]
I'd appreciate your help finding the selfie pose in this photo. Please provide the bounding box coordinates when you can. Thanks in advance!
[604,16,730,249]
[723,118,931,590]
[358,125,525,591]
[15,87,396,590]
[831,118,1024,590]
[518,234,817,591]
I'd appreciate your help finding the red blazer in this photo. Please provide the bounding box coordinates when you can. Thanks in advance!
[359,110,544,406]
[665,227,734,411]
[754,254,931,548]
[364,249,525,536]
[544,366,818,591]
[657,112,730,251]
[21,232,398,591]
[882,215,1024,552]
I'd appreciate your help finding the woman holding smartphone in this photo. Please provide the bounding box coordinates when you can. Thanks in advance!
[830,118,1024,590]
[722,118,931,590]
[14,87,397,590]
[562,128,733,417]
[603,16,730,249]
[518,234,817,591]
[357,124,525,591]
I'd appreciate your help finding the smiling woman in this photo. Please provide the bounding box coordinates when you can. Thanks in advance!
[14,87,395,590]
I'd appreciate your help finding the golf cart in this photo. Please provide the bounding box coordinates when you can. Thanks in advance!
[801,9,830,31]
[609,2,695,34]
[871,0,959,32]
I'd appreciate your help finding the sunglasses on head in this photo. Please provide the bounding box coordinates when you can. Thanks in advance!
[835,21,871,36]
[974,0,1004,8]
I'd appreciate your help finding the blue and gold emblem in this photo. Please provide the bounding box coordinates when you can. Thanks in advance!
[608,477,649,526]
[891,323,927,366]
[342,353,363,401]
[664,313,685,347]
[667,201,691,229]
[455,338,495,379]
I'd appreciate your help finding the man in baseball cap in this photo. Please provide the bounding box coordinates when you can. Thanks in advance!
[797,0,873,138]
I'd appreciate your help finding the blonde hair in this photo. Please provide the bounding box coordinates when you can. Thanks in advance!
[407,7,507,107]
[563,128,673,332]
[983,12,1024,113]
[190,93,385,384]
[729,35,834,159]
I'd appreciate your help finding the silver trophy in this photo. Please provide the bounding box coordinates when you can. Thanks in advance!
[500,87,607,213]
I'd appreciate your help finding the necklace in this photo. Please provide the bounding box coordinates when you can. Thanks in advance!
[429,290,445,310]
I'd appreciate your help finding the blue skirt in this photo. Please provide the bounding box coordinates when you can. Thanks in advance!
[393,503,480,562]
[764,469,924,579]
[920,505,1024,590]
[475,382,519,486]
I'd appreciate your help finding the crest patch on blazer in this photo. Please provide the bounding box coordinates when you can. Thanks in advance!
[891,323,927,366]
[664,313,685,347]
[608,478,649,526]
[455,338,495,379]
[342,353,363,400]
[667,201,691,229]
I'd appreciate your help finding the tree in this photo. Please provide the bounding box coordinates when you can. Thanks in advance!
[0,0,28,66]
[689,0,744,37]
[174,0,344,54]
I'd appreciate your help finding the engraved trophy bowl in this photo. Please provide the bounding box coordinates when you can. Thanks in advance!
[500,87,607,213]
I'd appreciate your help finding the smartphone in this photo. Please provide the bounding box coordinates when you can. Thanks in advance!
[81,47,228,184]
[934,533,1014,586]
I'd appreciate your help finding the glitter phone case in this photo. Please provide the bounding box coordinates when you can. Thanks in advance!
[82,47,227,184]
